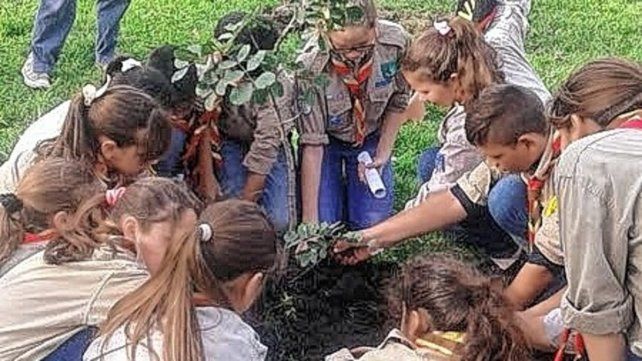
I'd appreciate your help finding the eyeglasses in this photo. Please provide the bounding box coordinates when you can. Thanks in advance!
[330,43,375,55]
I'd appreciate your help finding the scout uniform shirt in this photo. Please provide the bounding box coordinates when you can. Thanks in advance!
[218,70,297,176]
[451,129,560,262]
[297,20,412,147]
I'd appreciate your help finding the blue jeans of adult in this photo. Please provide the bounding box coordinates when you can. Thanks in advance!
[43,327,96,360]
[30,0,131,74]
[218,140,291,234]
[318,133,394,231]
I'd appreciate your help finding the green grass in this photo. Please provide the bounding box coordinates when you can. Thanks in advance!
[1,0,641,260]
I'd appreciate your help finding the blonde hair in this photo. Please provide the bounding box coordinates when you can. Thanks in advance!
[0,158,102,268]
[98,200,278,361]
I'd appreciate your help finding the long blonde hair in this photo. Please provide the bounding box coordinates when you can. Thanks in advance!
[98,199,278,361]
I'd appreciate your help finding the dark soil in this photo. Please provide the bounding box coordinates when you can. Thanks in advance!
[247,258,399,361]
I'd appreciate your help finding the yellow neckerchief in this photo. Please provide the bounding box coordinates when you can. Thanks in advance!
[415,331,465,359]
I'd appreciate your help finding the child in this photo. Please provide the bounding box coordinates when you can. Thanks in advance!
[0,60,174,192]
[326,256,531,360]
[298,0,412,230]
[334,85,547,275]
[543,57,642,361]
[212,12,297,232]
[0,177,201,360]
[0,158,103,277]
[406,0,549,209]
[84,200,278,361]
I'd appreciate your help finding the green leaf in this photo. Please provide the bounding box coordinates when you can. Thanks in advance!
[174,59,189,69]
[187,44,202,57]
[171,67,189,84]
[255,71,276,89]
[222,69,244,85]
[224,21,243,32]
[204,92,218,111]
[270,81,285,98]
[201,69,219,85]
[229,82,254,106]
[215,80,228,96]
[252,88,269,105]
[236,44,251,63]
[246,50,267,72]
[217,32,234,42]
[218,60,238,70]
[195,86,213,99]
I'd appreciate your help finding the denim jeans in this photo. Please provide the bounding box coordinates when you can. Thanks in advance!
[318,133,394,231]
[629,350,642,361]
[487,174,528,248]
[155,128,188,178]
[43,327,96,361]
[30,0,131,74]
[417,146,440,184]
[218,140,290,233]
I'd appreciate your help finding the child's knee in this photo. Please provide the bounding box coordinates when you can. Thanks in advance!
[417,147,440,183]
[488,175,527,236]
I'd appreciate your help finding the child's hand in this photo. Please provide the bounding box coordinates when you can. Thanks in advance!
[333,244,372,265]
[357,154,387,183]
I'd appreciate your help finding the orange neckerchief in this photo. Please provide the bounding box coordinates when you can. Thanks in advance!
[330,57,374,146]
[526,133,562,251]
[23,229,58,244]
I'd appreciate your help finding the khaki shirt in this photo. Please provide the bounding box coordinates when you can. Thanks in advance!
[556,129,642,356]
[297,20,412,145]
[219,70,296,175]
[0,246,148,361]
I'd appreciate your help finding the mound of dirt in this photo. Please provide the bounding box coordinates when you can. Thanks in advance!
[247,259,398,361]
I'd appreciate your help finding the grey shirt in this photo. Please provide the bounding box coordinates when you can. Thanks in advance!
[555,129,642,356]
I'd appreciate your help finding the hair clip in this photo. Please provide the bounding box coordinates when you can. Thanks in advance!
[0,193,23,214]
[121,58,142,72]
[82,75,112,106]
[199,223,213,243]
[434,20,452,36]
[105,187,126,207]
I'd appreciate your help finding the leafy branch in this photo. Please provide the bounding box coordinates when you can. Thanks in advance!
[284,222,362,268]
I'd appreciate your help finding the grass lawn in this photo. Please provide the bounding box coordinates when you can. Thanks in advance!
[1,0,641,261]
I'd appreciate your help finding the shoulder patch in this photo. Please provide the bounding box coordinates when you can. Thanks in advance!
[376,20,410,50]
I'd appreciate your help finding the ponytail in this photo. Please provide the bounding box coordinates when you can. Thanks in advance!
[0,194,26,268]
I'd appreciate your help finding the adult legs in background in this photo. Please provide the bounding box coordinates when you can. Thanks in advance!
[95,0,131,66]
[318,138,346,225]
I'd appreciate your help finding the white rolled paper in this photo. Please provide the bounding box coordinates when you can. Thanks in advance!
[357,151,387,199]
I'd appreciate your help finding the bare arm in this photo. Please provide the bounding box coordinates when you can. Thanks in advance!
[583,333,626,361]
[241,172,267,202]
[505,263,554,310]
[301,145,324,222]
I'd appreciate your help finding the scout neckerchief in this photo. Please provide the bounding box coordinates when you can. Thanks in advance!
[526,130,562,251]
[330,56,374,146]
[22,229,58,245]
[554,111,642,361]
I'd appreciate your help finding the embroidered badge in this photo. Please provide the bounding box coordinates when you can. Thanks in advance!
[329,115,343,125]
[380,61,398,79]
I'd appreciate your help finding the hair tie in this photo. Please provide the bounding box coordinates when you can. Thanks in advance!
[82,75,112,107]
[121,58,142,72]
[105,187,126,207]
[198,223,213,243]
[434,20,452,36]
[0,193,23,214]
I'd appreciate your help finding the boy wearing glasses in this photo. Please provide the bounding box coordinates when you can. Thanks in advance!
[297,0,411,230]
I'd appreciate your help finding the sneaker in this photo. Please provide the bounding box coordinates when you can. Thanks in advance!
[456,0,499,23]
[22,53,51,89]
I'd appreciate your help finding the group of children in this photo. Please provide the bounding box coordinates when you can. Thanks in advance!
[0,0,641,360]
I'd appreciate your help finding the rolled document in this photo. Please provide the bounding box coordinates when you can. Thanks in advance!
[357,151,387,199]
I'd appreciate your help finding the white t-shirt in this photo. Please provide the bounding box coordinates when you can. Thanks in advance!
[84,307,268,361]
[0,101,70,193]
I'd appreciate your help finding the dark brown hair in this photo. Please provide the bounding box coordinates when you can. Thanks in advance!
[0,158,103,268]
[548,57,642,129]
[401,17,504,103]
[388,256,531,361]
[465,84,548,146]
[45,177,202,265]
[401,16,503,104]
[98,200,278,361]
[37,85,172,171]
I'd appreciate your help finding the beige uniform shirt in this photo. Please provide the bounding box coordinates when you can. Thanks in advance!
[219,70,296,175]
[555,129,642,356]
[0,246,148,361]
[297,20,412,145]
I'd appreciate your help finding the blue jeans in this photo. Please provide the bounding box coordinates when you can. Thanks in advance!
[43,327,96,360]
[487,174,528,248]
[629,350,642,361]
[417,146,440,184]
[318,134,394,231]
[30,0,131,74]
[218,140,290,233]
[155,128,188,178]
